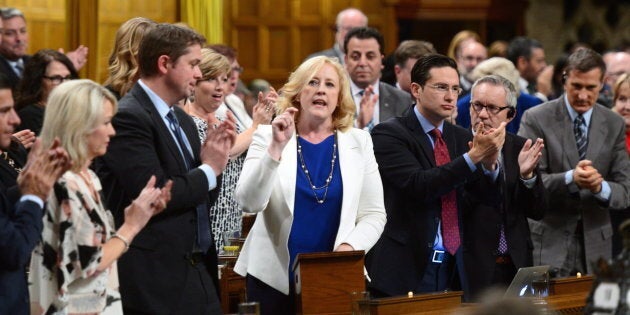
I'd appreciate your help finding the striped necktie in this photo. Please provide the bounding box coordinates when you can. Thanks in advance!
[574,114,587,160]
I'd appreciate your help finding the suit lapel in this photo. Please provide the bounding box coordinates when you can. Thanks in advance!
[379,83,394,122]
[403,110,436,167]
[278,133,297,213]
[553,99,580,168]
[130,85,189,171]
[442,123,459,161]
[174,106,201,164]
[585,106,606,161]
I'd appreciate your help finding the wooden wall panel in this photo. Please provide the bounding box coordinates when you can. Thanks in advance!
[225,0,399,89]
[1,0,66,55]
[96,0,178,83]
[1,0,178,83]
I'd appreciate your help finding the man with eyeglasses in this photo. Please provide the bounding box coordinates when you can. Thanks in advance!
[306,8,367,65]
[456,40,487,95]
[463,74,546,300]
[366,54,505,300]
[518,48,630,278]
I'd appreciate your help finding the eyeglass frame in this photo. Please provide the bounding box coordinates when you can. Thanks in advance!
[470,101,512,115]
[43,75,73,85]
[424,83,463,95]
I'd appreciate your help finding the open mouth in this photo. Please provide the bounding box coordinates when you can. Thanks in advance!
[313,99,327,106]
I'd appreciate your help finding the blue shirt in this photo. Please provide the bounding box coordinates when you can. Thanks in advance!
[288,134,343,282]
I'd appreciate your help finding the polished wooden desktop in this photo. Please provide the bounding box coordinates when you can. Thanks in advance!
[356,275,594,315]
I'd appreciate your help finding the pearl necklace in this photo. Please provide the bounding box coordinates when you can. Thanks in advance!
[296,130,337,204]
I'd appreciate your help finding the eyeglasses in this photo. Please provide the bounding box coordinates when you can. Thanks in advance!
[232,66,244,74]
[426,83,462,95]
[470,101,511,115]
[43,75,73,84]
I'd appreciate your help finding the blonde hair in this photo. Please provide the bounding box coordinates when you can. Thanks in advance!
[199,48,231,81]
[40,80,118,172]
[447,30,481,59]
[276,56,355,132]
[104,17,156,97]
[613,73,630,104]
[470,57,521,97]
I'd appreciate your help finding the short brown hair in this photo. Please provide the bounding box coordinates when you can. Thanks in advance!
[138,23,206,77]
[394,40,436,67]
[563,48,606,81]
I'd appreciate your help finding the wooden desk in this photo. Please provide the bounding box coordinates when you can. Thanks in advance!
[218,257,246,314]
[360,291,463,315]
[355,275,593,315]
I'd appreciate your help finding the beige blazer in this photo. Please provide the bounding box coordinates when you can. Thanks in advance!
[234,126,386,294]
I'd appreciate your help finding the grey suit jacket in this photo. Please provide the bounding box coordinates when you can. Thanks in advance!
[378,82,413,123]
[306,46,344,64]
[518,96,630,273]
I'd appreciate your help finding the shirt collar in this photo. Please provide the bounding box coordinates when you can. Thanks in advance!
[414,106,443,135]
[563,94,593,128]
[138,79,173,119]
[350,79,380,97]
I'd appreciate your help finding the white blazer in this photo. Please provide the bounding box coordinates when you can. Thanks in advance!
[234,126,386,294]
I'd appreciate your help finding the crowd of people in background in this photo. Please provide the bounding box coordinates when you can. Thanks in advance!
[0,5,629,315]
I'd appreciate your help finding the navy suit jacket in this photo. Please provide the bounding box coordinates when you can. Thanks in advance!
[0,191,43,315]
[0,55,29,91]
[366,109,481,296]
[96,83,221,314]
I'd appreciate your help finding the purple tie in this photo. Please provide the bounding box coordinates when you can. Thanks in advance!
[430,129,461,255]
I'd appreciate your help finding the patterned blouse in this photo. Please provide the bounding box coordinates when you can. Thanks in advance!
[29,170,122,315]
[191,114,246,252]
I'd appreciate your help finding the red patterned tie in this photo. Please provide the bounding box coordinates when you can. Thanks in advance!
[430,128,460,255]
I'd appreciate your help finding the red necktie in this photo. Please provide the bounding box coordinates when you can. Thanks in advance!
[430,128,460,255]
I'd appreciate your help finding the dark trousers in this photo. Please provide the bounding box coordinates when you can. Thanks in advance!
[246,275,295,315]
[416,248,468,299]
[492,258,517,287]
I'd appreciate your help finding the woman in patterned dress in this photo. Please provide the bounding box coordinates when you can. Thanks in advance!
[29,80,171,314]
[183,48,275,251]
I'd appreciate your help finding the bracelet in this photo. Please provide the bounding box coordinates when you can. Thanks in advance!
[112,234,130,252]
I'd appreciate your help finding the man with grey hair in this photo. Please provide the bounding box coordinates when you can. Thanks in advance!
[456,57,543,133]
[0,7,87,89]
[463,74,546,299]
[518,48,630,277]
[306,7,367,64]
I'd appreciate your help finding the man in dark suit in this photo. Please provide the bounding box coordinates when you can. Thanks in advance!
[0,73,70,314]
[306,7,367,65]
[97,24,235,314]
[518,48,630,277]
[344,27,412,131]
[463,74,547,299]
[366,54,505,300]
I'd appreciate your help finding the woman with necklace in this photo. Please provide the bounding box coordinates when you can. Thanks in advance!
[183,48,275,251]
[28,80,172,314]
[234,56,386,314]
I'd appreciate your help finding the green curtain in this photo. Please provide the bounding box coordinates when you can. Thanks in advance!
[181,0,223,44]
